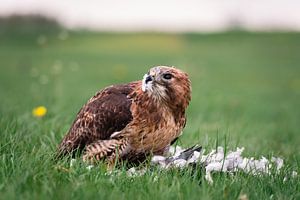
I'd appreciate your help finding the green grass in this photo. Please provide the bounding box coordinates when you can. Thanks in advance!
[0,30,300,199]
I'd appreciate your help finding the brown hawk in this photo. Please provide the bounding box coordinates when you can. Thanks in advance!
[57,66,191,167]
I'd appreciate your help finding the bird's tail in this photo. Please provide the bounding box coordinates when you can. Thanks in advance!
[55,133,85,160]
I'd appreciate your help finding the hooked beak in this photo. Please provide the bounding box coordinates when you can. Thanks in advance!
[145,75,153,84]
[142,74,153,92]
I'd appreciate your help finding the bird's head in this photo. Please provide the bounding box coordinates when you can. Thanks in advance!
[142,66,191,109]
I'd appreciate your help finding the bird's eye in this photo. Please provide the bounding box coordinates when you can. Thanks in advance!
[163,73,172,80]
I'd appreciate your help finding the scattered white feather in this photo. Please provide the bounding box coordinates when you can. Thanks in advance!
[78,145,297,184]
[291,171,298,178]
[151,155,166,163]
[151,156,167,168]
[187,151,201,164]
[70,158,94,170]
[86,165,94,170]
[172,159,187,168]
[271,157,284,171]
[127,167,147,177]
[149,145,292,183]
[127,167,137,177]
[70,159,76,167]
[284,170,298,182]
[153,175,159,182]
[168,145,184,157]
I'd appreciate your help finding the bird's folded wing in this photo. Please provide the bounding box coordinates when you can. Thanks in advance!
[57,82,138,157]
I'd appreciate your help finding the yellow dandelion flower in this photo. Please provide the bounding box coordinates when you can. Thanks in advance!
[32,106,47,118]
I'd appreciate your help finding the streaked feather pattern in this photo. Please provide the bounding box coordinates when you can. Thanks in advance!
[83,138,129,164]
[57,66,191,166]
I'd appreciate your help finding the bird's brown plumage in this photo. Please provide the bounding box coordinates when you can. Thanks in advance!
[58,66,191,166]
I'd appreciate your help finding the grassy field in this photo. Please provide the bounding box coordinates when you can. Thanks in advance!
[0,29,300,199]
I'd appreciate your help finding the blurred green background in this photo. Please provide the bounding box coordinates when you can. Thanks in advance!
[1,17,300,154]
[0,16,300,199]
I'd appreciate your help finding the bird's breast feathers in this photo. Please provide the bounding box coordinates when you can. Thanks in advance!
[117,87,186,154]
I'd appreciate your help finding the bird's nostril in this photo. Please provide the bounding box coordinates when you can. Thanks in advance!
[145,76,153,84]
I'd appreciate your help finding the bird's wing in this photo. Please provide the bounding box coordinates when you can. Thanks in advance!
[57,82,139,157]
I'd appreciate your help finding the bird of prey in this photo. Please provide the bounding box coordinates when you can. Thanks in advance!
[57,66,191,167]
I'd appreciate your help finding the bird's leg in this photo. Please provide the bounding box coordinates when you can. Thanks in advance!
[83,138,129,169]
[106,149,121,171]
